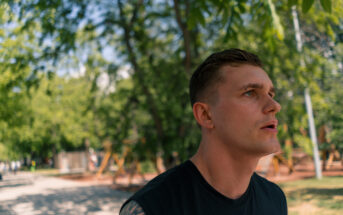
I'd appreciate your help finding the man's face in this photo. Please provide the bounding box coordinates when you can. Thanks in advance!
[208,64,281,157]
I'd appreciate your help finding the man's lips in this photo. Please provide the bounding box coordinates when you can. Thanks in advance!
[260,120,278,132]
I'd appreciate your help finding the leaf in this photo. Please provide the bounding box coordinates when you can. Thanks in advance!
[187,8,205,29]
[302,0,315,13]
[267,0,284,40]
[237,3,246,13]
[288,0,298,8]
[326,24,335,40]
[320,0,332,13]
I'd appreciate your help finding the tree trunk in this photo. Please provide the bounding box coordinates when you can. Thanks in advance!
[173,0,192,76]
[117,0,166,171]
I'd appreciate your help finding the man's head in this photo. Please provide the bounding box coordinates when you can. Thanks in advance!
[189,48,263,107]
[190,49,281,156]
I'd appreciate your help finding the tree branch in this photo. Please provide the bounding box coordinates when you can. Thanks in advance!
[173,0,192,76]
[117,0,165,150]
[129,0,143,29]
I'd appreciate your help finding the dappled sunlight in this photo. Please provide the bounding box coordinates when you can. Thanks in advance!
[0,182,130,214]
[281,177,343,215]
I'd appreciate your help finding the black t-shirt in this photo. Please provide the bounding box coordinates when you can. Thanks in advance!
[121,160,287,215]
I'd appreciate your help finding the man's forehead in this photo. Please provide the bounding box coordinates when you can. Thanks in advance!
[219,65,274,90]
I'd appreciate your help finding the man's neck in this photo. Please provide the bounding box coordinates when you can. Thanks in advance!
[190,139,260,199]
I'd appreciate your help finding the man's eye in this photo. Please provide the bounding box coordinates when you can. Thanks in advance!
[244,90,255,97]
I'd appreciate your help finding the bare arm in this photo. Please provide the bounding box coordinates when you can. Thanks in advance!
[120,200,145,215]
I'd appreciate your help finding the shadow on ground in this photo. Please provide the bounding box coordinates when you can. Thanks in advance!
[0,176,34,189]
[286,187,343,211]
[301,188,343,197]
[0,185,131,214]
[0,182,33,189]
[287,187,343,200]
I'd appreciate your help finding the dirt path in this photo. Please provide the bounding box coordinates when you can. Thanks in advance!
[266,160,343,183]
[0,172,130,214]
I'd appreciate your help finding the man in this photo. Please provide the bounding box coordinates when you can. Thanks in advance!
[120,49,287,215]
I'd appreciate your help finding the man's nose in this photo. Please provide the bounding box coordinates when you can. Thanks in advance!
[263,97,281,114]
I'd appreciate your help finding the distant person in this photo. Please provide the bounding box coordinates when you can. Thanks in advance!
[120,49,287,214]
[11,161,17,174]
[89,148,98,171]
[0,162,4,173]
[31,160,36,172]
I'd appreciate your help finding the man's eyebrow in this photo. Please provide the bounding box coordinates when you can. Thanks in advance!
[240,83,275,93]
[240,83,263,90]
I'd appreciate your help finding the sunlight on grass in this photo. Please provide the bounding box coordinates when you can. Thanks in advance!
[279,176,343,215]
[31,168,60,176]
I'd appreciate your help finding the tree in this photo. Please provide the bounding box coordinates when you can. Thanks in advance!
[2,0,341,172]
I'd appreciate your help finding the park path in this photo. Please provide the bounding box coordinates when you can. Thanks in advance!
[0,172,131,215]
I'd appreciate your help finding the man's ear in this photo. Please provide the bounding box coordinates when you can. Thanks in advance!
[193,102,214,129]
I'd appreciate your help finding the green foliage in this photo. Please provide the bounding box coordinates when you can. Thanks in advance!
[268,0,285,40]
[320,0,332,13]
[140,160,156,174]
[0,0,342,167]
[301,0,332,13]
[302,0,315,13]
[294,134,313,156]
[0,74,103,159]
[322,71,343,151]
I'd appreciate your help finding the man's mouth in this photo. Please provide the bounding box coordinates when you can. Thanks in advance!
[261,121,278,132]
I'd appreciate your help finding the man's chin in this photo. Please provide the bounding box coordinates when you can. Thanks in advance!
[269,143,281,154]
[258,140,281,156]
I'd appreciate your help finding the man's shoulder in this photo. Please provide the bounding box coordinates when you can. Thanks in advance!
[132,161,192,199]
[252,172,287,214]
[121,161,193,214]
[252,172,285,197]
[252,172,287,207]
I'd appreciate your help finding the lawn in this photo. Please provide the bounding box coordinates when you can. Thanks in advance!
[279,176,343,215]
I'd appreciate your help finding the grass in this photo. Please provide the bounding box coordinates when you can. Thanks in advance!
[279,176,343,215]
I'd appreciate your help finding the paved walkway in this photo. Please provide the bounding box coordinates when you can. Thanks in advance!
[0,172,131,214]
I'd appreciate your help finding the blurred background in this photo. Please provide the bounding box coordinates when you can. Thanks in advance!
[0,0,343,214]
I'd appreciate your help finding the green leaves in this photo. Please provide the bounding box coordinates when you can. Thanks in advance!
[320,0,332,13]
[302,0,315,13]
[267,0,285,40]
[188,7,205,29]
[288,0,299,8]
[1,0,340,164]
[302,0,332,13]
